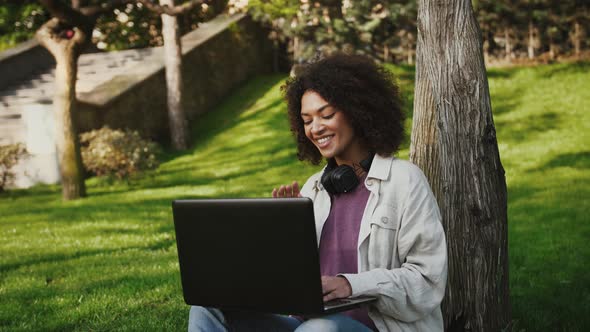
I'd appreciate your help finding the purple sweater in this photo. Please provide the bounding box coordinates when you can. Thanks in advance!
[318,176,377,331]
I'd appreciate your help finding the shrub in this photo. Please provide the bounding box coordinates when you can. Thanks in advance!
[80,126,161,180]
[0,143,28,192]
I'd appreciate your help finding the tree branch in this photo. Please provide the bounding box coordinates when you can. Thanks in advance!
[35,18,64,57]
[137,0,209,16]
[79,0,135,18]
[39,0,92,30]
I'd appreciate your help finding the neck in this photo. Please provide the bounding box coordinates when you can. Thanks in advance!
[334,151,370,168]
[334,152,371,178]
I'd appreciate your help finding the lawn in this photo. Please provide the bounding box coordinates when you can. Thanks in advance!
[0,62,588,331]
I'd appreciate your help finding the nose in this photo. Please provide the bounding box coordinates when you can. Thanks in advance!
[310,119,325,135]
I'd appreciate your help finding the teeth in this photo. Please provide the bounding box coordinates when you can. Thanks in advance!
[317,136,332,144]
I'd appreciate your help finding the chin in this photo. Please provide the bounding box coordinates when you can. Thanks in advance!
[318,150,336,159]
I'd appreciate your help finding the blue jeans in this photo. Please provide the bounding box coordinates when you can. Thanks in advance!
[188,306,374,332]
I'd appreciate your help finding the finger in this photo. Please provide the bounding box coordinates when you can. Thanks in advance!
[292,181,300,197]
[272,188,278,198]
[323,291,339,302]
[285,185,293,197]
[321,277,337,294]
[278,185,286,197]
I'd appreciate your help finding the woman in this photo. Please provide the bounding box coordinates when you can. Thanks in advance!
[189,54,447,332]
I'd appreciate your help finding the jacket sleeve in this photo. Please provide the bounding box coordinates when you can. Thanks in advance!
[341,168,448,322]
[300,172,320,199]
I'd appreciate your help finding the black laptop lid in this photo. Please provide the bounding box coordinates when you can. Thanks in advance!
[172,198,325,315]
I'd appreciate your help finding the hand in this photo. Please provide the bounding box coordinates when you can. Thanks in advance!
[272,181,301,198]
[321,276,352,302]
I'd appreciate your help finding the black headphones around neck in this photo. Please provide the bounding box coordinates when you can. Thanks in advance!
[320,154,374,195]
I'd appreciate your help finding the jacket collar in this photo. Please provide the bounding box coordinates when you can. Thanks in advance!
[314,154,393,191]
[366,154,393,181]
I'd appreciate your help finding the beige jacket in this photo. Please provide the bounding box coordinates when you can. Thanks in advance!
[300,155,448,332]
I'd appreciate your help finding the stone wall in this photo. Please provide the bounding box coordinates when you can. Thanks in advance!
[77,14,273,144]
[0,39,54,91]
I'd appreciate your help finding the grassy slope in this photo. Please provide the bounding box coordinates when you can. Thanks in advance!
[488,62,590,331]
[0,63,588,331]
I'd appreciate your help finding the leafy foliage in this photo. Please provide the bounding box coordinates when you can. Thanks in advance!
[248,0,589,65]
[0,143,27,192]
[93,1,224,51]
[0,1,226,52]
[248,1,417,63]
[80,126,161,180]
[0,1,48,51]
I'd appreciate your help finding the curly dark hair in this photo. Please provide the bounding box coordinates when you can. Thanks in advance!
[281,53,405,165]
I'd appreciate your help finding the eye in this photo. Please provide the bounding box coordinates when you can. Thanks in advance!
[302,119,312,126]
[322,113,335,120]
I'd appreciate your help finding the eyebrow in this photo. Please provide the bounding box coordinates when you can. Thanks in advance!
[301,103,331,117]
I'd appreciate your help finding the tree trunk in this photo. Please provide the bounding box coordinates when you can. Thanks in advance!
[407,33,414,65]
[36,18,87,200]
[483,40,489,65]
[54,50,86,199]
[384,44,389,63]
[412,0,510,331]
[549,35,557,60]
[573,21,581,57]
[293,36,300,63]
[504,27,512,61]
[528,20,535,59]
[160,0,189,150]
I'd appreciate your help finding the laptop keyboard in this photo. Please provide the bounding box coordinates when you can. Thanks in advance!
[325,298,353,307]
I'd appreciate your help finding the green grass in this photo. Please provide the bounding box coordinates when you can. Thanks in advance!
[488,62,590,331]
[0,63,588,331]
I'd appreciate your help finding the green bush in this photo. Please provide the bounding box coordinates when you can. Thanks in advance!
[0,143,27,192]
[80,126,160,180]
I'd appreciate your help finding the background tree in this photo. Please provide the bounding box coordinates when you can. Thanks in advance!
[137,0,228,150]
[249,0,418,65]
[410,0,510,330]
[34,0,220,199]
[35,0,120,200]
[137,0,217,150]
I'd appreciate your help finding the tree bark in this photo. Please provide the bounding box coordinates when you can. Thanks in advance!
[160,0,189,150]
[293,36,300,62]
[528,20,535,59]
[504,27,512,61]
[573,21,581,57]
[36,18,87,200]
[411,0,510,331]
[549,35,557,60]
[407,32,414,65]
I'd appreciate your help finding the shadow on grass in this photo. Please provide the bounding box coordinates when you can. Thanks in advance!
[495,111,561,143]
[538,151,590,170]
[1,257,185,331]
[0,231,176,271]
[0,185,59,200]
[537,60,590,78]
[487,67,518,79]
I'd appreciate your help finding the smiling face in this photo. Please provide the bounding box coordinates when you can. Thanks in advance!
[300,90,366,165]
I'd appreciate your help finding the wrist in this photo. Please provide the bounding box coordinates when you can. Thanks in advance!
[337,276,352,297]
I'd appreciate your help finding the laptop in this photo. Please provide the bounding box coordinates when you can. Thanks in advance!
[171,197,376,315]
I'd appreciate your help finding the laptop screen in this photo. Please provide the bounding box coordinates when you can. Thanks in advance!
[172,198,325,315]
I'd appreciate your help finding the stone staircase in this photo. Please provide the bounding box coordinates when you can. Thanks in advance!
[0,13,271,189]
[0,47,163,143]
[0,47,165,187]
